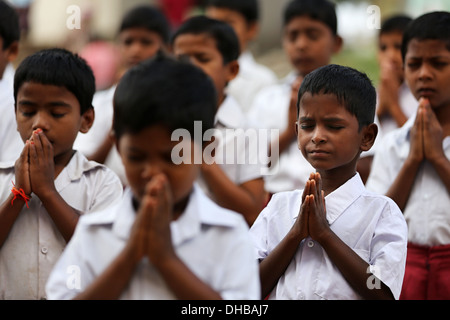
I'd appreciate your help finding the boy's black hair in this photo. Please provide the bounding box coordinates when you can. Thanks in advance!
[119,5,171,44]
[283,0,337,35]
[401,11,450,62]
[297,64,376,130]
[113,53,217,140]
[205,0,259,24]
[171,15,240,64]
[0,0,20,50]
[379,14,412,36]
[14,48,95,114]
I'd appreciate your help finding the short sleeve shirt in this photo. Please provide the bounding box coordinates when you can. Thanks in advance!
[0,151,123,299]
[249,173,408,300]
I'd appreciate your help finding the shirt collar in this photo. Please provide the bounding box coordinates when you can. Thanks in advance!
[323,173,366,225]
[112,183,242,245]
[215,95,246,129]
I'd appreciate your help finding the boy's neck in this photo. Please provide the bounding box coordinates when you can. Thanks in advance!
[316,168,358,197]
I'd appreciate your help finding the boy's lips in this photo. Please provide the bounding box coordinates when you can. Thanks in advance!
[417,88,436,98]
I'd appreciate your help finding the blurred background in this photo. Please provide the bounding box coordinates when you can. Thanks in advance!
[7,0,450,89]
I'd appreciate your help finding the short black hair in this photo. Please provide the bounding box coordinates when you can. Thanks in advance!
[298,64,376,130]
[14,48,95,114]
[113,53,217,140]
[205,0,259,24]
[119,5,171,44]
[0,0,20,50]
[379,14,412,36]
[401,11,450,62]
[283,0,337,35]
[171,15,240,64]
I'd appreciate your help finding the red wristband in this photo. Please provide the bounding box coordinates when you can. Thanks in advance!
[11,181,31,208]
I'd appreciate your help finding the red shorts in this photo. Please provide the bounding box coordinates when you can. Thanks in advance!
[400,242,450,300]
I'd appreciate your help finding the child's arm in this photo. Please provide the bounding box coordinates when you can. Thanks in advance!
[308,174,394,300]
[258,179,311,298]
[385,99,426,210]
[385,98,450,210]
[201,162,265,225]
[0,141,32,247]
[28,130,81,242]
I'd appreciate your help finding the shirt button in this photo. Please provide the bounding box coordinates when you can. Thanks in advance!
[41,247,48,254]
[298,290,305,300]
[307,240,315,248]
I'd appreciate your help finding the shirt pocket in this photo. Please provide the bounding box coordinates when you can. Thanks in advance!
[314,248,370,300]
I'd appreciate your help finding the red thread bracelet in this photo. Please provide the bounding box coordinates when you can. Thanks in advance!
[11,181,31,208]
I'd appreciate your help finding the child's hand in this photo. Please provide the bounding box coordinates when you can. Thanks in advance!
[305,173,329,243]
[420,99,446,165]
[408,98,426,164]
[129,174,175,265]
[28,129,56,198]
[14,140,32,196]
[144,174,175,265]
[292,176,312,241]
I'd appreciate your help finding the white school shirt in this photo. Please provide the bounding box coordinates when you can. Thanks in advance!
[247,71,314,194]
[0,63,23,162]
[226,51,278,114]
[73,85,127,185]
[376,82,418,135]
[0,151,123,300]
[198,96,264,199]
[366,115,450,246]
[46,184,261,300]
[249,173,408,300]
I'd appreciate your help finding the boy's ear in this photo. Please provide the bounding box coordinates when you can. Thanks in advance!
[246,22,259,43]
[79,107,95,134]
[6,41,19,63]
[360,123,378,152]
[333,35,343,54]
[226,60,240,83]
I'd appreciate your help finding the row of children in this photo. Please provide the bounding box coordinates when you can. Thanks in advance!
[0,0,448,300]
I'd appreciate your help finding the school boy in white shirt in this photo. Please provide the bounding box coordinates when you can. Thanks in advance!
[205,0,278,113]
[46,54,260,300]
[0,48,123,300]
[366,12,450,300]
[249,64,408,300]
[171,16,266,226]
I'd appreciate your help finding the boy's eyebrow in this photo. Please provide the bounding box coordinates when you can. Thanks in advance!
[299,116,346,122]
[17,100,73,108]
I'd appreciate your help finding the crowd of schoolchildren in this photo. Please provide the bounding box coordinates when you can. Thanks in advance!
[0,0,449,300]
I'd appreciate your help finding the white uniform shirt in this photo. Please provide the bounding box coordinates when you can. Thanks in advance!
[366,115,450,246]
[247,72,314,193]
[73,85,127,185]
[198,96,264,199]
[227,51,278,114]
[249,173,408,300]
[0,151,123,300]
[377,82,418,135]
[0,64,23,162]
[46,185,260,300]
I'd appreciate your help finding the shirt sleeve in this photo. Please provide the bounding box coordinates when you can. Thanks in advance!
[369,199,408,300]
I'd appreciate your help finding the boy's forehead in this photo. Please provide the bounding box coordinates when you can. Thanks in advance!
[284,15,333,34]
[406,38,450,57]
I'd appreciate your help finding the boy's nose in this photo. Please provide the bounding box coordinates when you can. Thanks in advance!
[141,162,163,180]
[311,128,326,144]
[32,113,50,132]
[418,64,433,81]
